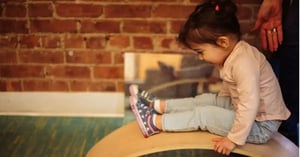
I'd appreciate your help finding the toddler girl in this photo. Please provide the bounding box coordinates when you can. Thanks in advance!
[129,0,290,155]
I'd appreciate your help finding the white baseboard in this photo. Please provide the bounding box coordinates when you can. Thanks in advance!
[0,92,124,117]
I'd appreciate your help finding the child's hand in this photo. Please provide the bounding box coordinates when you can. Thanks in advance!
[212,137,236,156]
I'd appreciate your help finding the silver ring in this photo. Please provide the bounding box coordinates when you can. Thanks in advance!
[272,28,277,33]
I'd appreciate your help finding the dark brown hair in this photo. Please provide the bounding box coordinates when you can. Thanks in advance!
[178,0,241,48]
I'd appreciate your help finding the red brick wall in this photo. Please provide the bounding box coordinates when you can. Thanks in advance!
[0,0,261,92]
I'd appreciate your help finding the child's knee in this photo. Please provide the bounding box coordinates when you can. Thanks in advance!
[194,93,217,105]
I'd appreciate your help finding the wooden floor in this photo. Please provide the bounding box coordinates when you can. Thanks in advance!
[0,110,135,157]
[2,109,296,157]
[0,110,248,157]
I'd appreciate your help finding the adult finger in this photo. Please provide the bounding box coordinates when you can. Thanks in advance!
[266,29,274,51]
[260,28,268,50]
[277,24,283,44]
[271,27,279,51]
[269,22,282,51]
[262,22,276,51]
[273,20,283,45]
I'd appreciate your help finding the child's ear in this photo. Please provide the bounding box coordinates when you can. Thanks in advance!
[216,36,229,48]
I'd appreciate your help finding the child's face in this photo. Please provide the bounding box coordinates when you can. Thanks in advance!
[188,42,230,67]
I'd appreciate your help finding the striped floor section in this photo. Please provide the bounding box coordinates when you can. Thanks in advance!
[0,110,246,157]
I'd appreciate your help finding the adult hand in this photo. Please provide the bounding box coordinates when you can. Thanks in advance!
[252,0,283,52]
[212,137,237,156]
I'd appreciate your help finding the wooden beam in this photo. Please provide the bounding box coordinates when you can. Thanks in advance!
[86,121,299,157]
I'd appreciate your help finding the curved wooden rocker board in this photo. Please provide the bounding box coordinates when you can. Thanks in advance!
[86,121,299,157]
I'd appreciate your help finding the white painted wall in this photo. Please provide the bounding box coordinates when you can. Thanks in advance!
[0,92,124,117]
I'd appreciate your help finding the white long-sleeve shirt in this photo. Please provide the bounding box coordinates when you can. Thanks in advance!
[218,41,291,145]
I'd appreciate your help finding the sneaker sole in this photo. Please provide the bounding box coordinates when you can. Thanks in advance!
[129,96,149,138]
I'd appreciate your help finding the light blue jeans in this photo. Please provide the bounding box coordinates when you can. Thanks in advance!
[161,93,281,144]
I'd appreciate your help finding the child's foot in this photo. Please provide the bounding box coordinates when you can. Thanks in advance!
[129,84,155,107]
[129,96,160,137]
